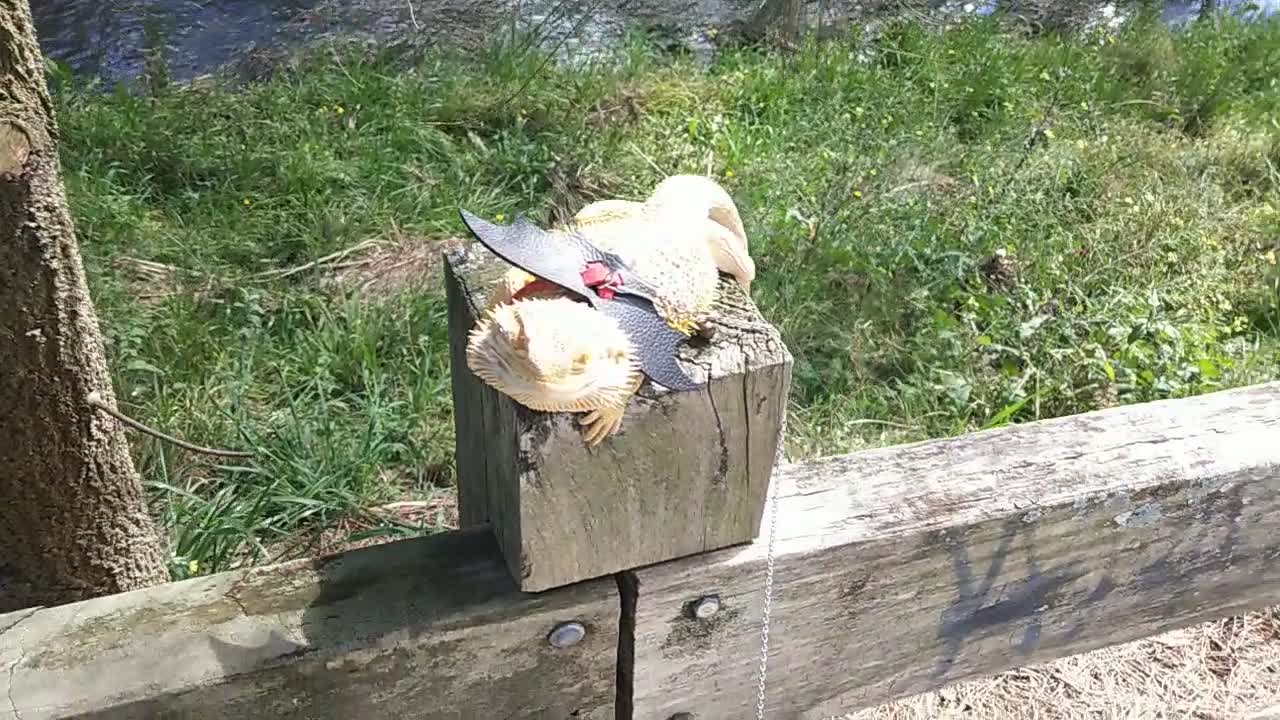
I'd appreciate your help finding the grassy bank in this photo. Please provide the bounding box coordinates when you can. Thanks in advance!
[51,13,1280,577]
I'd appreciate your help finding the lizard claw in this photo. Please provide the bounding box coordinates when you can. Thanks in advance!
[579,405,626,446]
[694,310,718,341]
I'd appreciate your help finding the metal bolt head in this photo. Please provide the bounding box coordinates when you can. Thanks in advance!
[692,594,720,619]
[547,621,586,648]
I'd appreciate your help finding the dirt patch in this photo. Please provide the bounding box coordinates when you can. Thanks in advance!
[321,229,466,300]
[980,248,1019,291]
[586,88,646,129]
[543,160,624,227]
[250,487,460,568]
[368,493,459,529]
[885,155,962,199]
[845,606,1280,719]
[113,256,222,306]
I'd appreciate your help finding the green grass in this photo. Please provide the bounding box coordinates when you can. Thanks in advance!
[49,13,1280,578]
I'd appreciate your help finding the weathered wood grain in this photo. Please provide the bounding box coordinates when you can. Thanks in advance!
[445,239,793,592]
[632,382,1280,719]
[0,528,619,720]
[5,383,1279,719]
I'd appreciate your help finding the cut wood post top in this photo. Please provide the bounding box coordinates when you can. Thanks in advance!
[445,238,793,592]
[442,239,794,380]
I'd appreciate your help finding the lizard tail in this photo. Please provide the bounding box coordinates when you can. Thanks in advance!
[702,220,755,293]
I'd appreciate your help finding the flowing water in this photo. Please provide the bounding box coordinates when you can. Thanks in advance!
[32,0,322,84]
[28,0,1280,87]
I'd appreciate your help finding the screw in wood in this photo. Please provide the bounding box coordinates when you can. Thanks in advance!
[691,594,721,619]
[547,621,586,648]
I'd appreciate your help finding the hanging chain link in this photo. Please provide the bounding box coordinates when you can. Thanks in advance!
[755,472,781,720]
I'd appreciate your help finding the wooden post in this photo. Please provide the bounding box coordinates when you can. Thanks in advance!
[445,240,793,592]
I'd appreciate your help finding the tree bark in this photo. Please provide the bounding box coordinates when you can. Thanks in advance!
[0,0,168,611]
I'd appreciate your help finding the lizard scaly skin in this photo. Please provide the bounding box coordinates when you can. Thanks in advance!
[466,174,753,446]
[486,174,754,307]
[578,174,754,293]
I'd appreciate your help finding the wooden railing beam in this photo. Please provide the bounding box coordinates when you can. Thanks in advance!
[632,382,1280,718]
[0,528,620,720]
[3,384,1278,719]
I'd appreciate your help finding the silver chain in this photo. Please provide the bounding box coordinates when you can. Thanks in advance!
[755,472,781,720]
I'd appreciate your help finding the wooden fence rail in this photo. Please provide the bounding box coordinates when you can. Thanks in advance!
[3,381,1278,719]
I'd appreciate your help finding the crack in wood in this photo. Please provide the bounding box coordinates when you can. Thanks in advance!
[614,572,638,720]
[1,608,37,720]
[6,656,21,720]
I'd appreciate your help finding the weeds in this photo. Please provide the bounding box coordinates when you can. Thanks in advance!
[52,12,1280,576]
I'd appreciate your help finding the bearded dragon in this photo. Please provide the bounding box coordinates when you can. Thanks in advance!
[462,174,753,446]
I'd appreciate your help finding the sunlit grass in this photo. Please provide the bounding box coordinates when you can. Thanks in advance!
[51,12,1280,577]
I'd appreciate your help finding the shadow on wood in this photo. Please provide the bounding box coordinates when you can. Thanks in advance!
[0,528,619,719]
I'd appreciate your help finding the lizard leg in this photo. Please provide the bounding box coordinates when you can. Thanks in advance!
[577,372,644,447]
[653,294,717,339]
[487,266,567,308]
[486,267,538,308]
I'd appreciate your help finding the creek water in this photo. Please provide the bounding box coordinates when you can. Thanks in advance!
[29,0,1280,87]
[32,0,322,84]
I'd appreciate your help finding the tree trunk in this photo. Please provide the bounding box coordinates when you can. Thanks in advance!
[747,0,806,45]
[0,0,169,611]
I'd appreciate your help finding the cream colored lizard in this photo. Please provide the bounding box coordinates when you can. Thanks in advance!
[465,174,753,446]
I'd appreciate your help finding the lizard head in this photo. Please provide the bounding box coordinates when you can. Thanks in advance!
[466,297,640,413]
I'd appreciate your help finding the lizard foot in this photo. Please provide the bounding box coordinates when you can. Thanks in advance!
[693,310,718,341]
[578,404,626,447]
